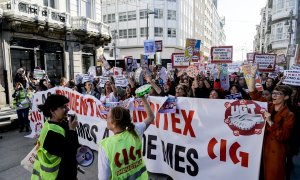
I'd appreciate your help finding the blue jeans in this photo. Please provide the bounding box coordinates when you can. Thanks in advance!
[16,108,29,128]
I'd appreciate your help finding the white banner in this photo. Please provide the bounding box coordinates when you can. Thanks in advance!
[29,87,267,180]
[283,70,300,86]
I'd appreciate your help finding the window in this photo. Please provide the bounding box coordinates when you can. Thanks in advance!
[275,23,283,40]
[275,0,284,13]
[128,11,136,21]
[107,14,115,23]
[44,0,55,8]
[154,9,163,19]
[119,29,127,38]
[168,28,176,37]
[81,0,92,18]
[128,28,137,38]
[140,27,148,37]
[103,15,107,23]
[140,9,147,19]
[111,30,118,38]
[167,10,176,20]
[154,27,163,37]
[119,12,127,22]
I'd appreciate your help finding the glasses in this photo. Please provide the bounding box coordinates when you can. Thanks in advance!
[272,92,284,96]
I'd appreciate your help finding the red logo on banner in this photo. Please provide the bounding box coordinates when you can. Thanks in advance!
[207,138,249,167]
[224,100,266,136]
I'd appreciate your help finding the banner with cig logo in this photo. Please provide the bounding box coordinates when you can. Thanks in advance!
[28,87,267,180]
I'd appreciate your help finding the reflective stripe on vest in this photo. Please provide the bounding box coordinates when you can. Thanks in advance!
[100,130,148,180]
[31,121,65,180]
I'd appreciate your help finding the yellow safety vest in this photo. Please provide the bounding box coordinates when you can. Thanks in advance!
[100,130,148,180]
[12,89,29,108]
[31,121,65,180]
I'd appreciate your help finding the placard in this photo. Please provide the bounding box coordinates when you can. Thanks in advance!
[254,54,276,72]
[247,53,254,62]
[172,53,189,67]
[141,54,149,68]
[33,69,46,80]
[290,64,300,71]
[286,44,297,57]
[242,64,263,92]
[155,40,163,52]
[125,56,133,72]
[211,46,233,63]
[283,70,300,86]
[184,38,201,62]
[99,76,128,87]
[144,40,156,55]
[276,54,286,64]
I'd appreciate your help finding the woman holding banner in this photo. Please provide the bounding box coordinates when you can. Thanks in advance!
[98,95,154,180]
[31,94,79,180]
[249,70,295,180]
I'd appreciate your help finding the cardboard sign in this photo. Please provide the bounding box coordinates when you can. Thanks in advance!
[247,53,254,62]
[172,53,189,67]
[211,46,233,63]
[184,38,201,62]
[254,54,276,72]
[283,70,300,86]
[155,40,163,52]
[144,40,156,55]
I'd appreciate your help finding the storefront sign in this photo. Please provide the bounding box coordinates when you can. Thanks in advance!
[254,54,276,72]
[283,70,300,86]
[184,38,201,62]
[172,53,189,67]
[211,46,233,63]
[28,87,267,180]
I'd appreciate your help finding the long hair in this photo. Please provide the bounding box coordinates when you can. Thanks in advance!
[110,106,138,138]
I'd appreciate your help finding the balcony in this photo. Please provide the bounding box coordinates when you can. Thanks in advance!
[272,9,294,22]
[72,16,110,37]
[0,0,71,29]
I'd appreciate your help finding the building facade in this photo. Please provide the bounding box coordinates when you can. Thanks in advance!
[101,0,226,66]
[254,0,298,68]
[0,0,111,106]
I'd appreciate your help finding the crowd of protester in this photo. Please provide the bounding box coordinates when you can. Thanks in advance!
[12,63,300,180]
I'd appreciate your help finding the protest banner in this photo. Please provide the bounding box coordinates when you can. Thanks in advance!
[242,64,263,91]
[172,53,189,67]
[99,76,128,87]
[211,46,233,63]
[28,87,267,180]
[33,69,46,80]
[283,70,300,86]
[155,40,163,52]
[254,54,276,72]
[276,54,286,64]
[184,38,201,62]
[144,40,156,55]
[247,53,254,62]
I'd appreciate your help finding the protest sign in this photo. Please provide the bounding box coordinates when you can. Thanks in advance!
[211,46,233,63]
[286,44,297,57]
[247,53,254,62]
[99,102,120,114]
[28,87,267,180]
[254,54,276,72]
[99,76,128,87]
[97,54,110,70]
[95,66,102,76]
[167,63,172,71]
[125,56,133,72]
[144,40,156,55]
[228,63,241,73]
[225,92,243,100]
[184,39,201,62]
[158,96,176,113]
[276,54,286,64]
[186,66,200,78]
[113,67,123,76]
[242,64,263,91]
[172,53,189,67]
[283,70,300,86]
[141,54,149,68]
[216,64,230,90]
[88,66,97,77]
[33,69,46,80]
[290,64,300,71]
[155,40,163,52]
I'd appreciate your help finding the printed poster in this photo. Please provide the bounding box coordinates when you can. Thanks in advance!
[242,64,263,92]
[144,40,156,55]
[247,53,254,62]
[172,53,189,67]
[283,70,300,86]
[211,46,233,63]
[254,54,276,72]
[184,38,201,62]
[155,40,163,52]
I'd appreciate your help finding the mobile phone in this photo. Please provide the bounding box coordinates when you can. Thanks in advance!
[68,114,75,122]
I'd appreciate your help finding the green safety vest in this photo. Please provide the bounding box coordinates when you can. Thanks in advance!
[12,89,29,108]
[31,121,65,180]
[100,130,148,180]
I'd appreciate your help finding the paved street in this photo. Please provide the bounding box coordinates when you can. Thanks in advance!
[0,128,98,180]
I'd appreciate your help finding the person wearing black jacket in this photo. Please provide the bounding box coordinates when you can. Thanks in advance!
[32,94,79,180]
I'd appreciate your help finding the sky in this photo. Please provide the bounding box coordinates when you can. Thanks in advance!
[218,0,267,61]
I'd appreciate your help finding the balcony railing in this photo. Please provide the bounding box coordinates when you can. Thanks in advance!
[72,16,110,36]
[0,0,71,28]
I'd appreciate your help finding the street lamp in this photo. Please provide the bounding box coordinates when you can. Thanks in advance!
[285,10,296,69]
[146,4,156,40]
